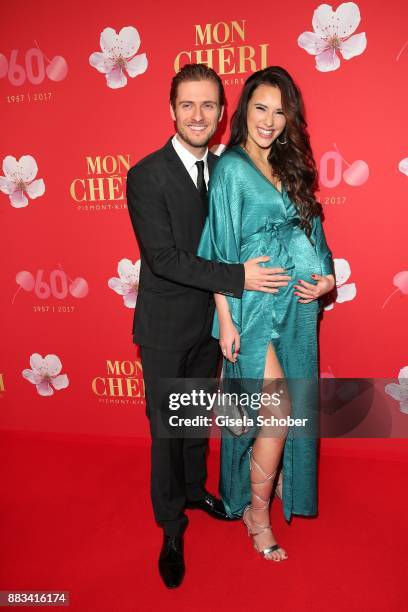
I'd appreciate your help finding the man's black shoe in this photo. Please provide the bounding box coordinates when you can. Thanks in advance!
[186,491,238,521]
[158,535,185,589]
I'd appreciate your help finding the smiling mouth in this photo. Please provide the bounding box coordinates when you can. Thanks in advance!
[188,125,207,132]
[257,127,275,138]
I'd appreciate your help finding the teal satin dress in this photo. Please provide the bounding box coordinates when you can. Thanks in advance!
[197,146,334,521]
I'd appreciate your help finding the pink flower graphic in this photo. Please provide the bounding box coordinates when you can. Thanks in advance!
[108,258,140,308]
[385,367,408,414]
[325,258,356,310]
[89,26,148,89]
[298,2,367,72]
[398,158,408,176]
[22,353,69,397]
[0,155,45,208]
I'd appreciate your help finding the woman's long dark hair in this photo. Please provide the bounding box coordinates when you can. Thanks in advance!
[228,66,321,236]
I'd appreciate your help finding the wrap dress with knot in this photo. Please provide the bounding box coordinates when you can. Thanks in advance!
[197,145,334,521]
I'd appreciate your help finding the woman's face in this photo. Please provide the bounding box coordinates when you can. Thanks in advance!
[245,84,287,151]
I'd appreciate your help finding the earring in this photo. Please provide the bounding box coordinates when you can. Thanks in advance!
[276,133,288,145]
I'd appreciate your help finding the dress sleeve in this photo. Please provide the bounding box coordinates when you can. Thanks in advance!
[311,214,335,277]
[197,165,243,337]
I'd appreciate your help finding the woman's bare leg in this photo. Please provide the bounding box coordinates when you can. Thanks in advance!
[244,343,288,561]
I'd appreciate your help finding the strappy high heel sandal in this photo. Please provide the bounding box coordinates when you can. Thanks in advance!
[242,449,287,561]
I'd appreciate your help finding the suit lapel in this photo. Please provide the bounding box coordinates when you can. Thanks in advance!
[163,138,204,211]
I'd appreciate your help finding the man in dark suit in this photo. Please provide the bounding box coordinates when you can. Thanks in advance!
[127,64,281,588]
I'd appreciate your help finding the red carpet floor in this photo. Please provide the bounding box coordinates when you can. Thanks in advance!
[1,432,407,612]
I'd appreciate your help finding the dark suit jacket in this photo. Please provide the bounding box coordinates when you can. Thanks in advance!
[126,137,245,350]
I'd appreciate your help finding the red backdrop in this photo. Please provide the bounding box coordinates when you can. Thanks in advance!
[1,0,407,438]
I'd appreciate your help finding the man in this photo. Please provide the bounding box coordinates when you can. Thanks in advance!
[127,64,283,588]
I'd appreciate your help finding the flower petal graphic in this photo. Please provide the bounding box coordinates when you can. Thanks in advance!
[10,190,28,208]
[337,282,356,303]
[399,401,408,414]
[298,32,328,55]
[106,67,127,89]
[398,366,408,385]
[44,354,62,376]
[52,374,69,390]
[22,368,42,384]
[19,155,38,182]
[0,177,16,195]
[334,259,351,285]
[3,155,18,177]
[30,353,44,372]
[123,291,137,308]
[36,381,54,396]
[126,53,148,77]
[26,178,45,199]
[89,52,115,74]
[339,32,367,60]
[118,258,134,279]
[118,26,141,58]
[108,277,130,295]
[100,27,118,55]
[316,48,341,72]
[312,4,334,38]
[385,383,403,402]
[398,158,408,176]
[334,2,361,38]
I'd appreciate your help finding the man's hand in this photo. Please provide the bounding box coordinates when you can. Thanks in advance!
[294,273,335,303]
[244,256,291,292]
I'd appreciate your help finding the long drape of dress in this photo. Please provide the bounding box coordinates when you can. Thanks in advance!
[197,146,334,521]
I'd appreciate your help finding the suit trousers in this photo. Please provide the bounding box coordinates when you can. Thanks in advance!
[140,307,220,537]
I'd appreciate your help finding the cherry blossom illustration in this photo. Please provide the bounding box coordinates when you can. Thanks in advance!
[325,258,356,310]
[22,353,69,397]
[298,2,367,72]
[0,155,45,208]
[382,271,408,309]
[108,258,140,308]
[89,26,148,89]
[385,367,408,414]
[398,158,408,176]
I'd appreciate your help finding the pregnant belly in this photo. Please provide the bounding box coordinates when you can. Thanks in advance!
[240,229,322,278]
[239,232,321,337]
[289,231,322,279]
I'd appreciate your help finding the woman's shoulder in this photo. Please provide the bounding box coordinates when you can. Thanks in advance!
[212,146,248,179]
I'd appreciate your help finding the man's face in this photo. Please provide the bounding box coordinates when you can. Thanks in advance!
[170,79,224,154]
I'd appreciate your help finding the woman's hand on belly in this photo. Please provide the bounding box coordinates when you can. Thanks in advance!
[293,273,335,304]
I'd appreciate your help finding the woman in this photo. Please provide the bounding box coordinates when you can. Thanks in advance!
[198,66,335,562]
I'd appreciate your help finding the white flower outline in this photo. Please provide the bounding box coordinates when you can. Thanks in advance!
[22,353,69,397]
[0,155,45,208]
[298,2,367,72]
[89,26,148,89]
[325,258,356,310]
[385,367,408,414]
[108,258,140,308]
[398,158,408,176]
